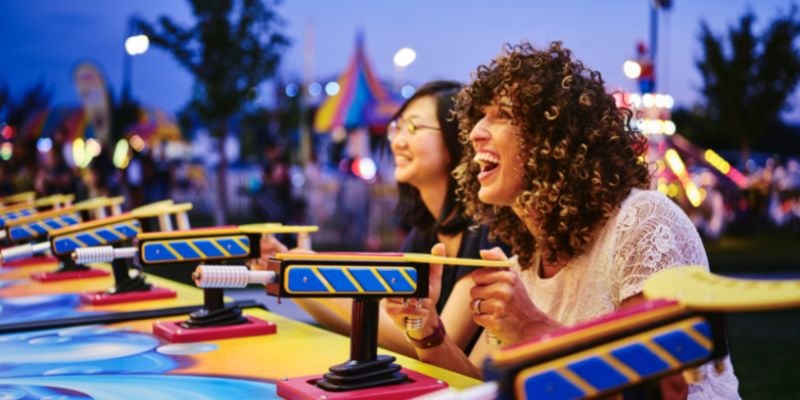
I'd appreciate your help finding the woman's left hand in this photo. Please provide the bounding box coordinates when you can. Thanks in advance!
[469,247,560,344]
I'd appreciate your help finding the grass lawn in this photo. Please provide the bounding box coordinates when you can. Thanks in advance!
[705,231,800,399]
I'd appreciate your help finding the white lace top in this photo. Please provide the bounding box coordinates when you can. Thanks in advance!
[512,189,740,399]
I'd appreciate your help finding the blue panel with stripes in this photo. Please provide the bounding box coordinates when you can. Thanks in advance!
[114,223,140,239]
[286,267,329,293]
[170,242,202,259]
[568,357,629,391]
[215,237,249,256]
[192,240,225,257]
[75,233,102,246]
[318,268,358,292]
[10,226,33,241]
[611,343,670,377]
[692,321,711,339]
[142,243,176,262]
[53,237,83,254]
[349,269,385,292]
[95,229,123,243]
[653,330,710,363]
[378,268,415,293]
[522,370,586,400]
[44,219,63,229]
[31,223,49,235]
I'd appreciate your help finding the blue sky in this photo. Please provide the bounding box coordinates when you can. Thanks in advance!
[1,1,798,122]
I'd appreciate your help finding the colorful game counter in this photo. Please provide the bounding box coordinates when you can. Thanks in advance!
[0,292,480,399]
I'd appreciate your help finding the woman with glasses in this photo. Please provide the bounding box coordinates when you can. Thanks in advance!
[259,80,502,358]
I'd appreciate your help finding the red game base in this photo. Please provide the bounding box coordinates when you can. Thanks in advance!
[80,286,177,305]
[1,255,58,268]
[153,315,277,343]
[277,368,449,400]
[30,268,110,282]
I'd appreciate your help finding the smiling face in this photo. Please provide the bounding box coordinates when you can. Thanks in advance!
[390,96,450,189]
[468,101,526,206]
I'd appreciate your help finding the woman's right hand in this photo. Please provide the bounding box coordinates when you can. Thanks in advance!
[251,234,289,271]
[384,243,445,340]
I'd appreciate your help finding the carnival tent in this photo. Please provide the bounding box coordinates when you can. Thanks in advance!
[19,106,94,142]
[124,107,182,147]
[313,34,400,133]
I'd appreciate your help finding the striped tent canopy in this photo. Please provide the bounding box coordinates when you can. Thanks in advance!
[18,106,94,142]
[313,34,400,133]
[124,107,182,146]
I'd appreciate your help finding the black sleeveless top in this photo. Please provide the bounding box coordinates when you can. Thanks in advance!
[399,224,500,354]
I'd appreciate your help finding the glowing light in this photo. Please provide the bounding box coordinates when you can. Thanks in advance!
[664,149,686,176]
[351,157,377,181]
[685,183,703,207]
[665,149,703,207]
[642,93,655,108]
[86,138,102,157]
[644,119,661,134]
[629,93,642,108]
[72,139,85,168]
[664,120,677,135]
[308,82,322,96]
[125,34,149,56]
[113,139,131,169]
[130,135,145,152]
[285,83,299,97]
[325,82,340,96]
[0,142,12,160]
[664,95,674,109]
[623,60,642,79]
[291,171,305,188]
[704,149,731,174]
[667,183,680,198]
[654,94,666,108]
[401,85,416,99]
[393,48,417,67]
[1,125,15,139]
[37,137,53,153]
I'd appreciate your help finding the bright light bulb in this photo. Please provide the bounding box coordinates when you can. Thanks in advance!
[393,48,417,67]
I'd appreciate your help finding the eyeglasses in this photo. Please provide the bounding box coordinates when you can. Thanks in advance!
[387,118,441,142]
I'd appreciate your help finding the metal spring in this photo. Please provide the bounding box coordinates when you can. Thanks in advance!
[404,316,424,332]
[192,265,276,288]
[486,332,501,346]
[73,246,115,264]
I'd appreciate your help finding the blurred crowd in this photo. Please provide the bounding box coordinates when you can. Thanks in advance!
[2,125,799,246]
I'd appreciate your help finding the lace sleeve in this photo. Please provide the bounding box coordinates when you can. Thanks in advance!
[613,191,710,302]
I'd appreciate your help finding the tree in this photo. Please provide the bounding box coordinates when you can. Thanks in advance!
[695,5,800,163]
[134,0,289,223]
[0,81,53,128]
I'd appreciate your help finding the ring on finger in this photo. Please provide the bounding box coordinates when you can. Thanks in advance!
[472,298,485,315]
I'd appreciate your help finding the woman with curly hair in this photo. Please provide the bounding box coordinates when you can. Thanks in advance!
[384,42,739,398]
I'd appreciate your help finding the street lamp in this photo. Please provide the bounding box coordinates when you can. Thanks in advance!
[393,47,416,91]
[122,18,149,101]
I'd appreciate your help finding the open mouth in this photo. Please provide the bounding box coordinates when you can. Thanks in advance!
[474,153,500,174]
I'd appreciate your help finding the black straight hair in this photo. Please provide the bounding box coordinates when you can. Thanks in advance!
[392,80,469,236]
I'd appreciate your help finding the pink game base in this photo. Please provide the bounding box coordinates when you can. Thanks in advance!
[30,268,110,282]
[153,315,277,343]
[1,255,58,268]
[80,286,177,305]
[277,368,449,400]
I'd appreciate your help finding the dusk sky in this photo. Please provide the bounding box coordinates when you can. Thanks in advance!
[2,1,799,122]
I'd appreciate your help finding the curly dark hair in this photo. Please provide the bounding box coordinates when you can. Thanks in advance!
[453,41,651,269]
